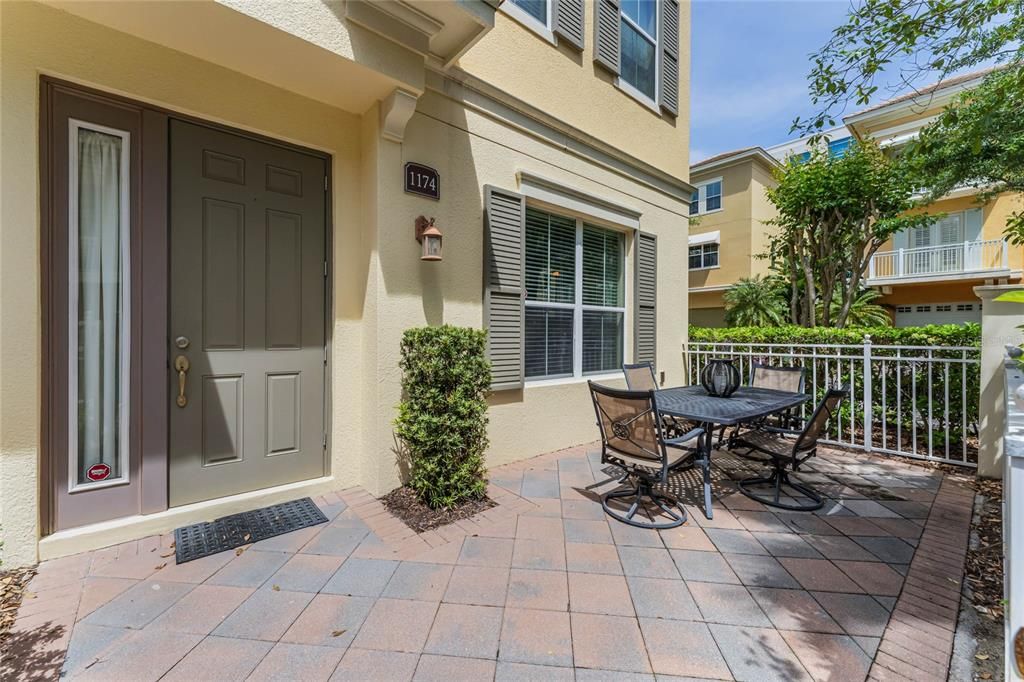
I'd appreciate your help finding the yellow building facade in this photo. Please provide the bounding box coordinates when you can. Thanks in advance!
[686,148,779,326]
[0,1,692,565]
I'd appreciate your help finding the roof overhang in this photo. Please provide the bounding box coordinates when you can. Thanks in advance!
[691,147,780,175]
[844,71,991,137]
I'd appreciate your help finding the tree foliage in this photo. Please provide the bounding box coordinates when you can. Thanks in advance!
[765,140,930,327]
[795,0,1024,134]
[905,66,1024,240]
[722,275,787,327]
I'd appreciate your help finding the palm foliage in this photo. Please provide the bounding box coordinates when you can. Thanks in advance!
[816,289,891,327]
[723,276,787,327]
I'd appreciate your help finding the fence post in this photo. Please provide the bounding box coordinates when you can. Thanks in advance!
[863,334,873,451]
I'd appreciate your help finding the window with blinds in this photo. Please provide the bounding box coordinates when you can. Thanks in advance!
[524,207,625,380]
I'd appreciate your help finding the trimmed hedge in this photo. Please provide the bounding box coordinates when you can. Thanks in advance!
[688,324,980,347]
[394,325,490,509]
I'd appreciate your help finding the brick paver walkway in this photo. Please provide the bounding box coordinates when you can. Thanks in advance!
[3,445,974,681]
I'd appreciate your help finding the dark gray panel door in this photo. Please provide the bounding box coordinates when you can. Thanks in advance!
[169,120,326,507]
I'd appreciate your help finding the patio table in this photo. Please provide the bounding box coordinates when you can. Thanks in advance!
[654,385,810,519]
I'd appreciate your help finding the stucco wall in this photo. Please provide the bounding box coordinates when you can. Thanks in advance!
[0,1,366,565]
[458,2,691,180]
[363,87,690,490]
[1,1,692,564]
[688,163,753,291]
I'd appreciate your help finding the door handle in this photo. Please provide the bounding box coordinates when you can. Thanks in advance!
[175,355,190,407]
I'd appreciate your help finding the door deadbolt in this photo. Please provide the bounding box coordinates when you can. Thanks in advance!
[175,336,190,349]
[175,355,190,407]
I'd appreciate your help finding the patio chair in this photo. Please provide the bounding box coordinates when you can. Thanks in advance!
[588,382,704,529]
[732,386,847,512]
[623,362,697,437]
[719,363,807,449]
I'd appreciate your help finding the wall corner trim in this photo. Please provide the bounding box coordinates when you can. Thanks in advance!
[380,88,419,143]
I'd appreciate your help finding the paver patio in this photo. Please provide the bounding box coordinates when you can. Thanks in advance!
[2,444,973,681]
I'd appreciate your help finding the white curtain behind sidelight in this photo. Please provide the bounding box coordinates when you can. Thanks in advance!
[76,128,125,483]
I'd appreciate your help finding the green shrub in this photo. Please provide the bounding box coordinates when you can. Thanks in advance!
[688,323,980,346]
[394,325,490,509]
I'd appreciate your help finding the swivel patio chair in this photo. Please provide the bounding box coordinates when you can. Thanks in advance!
[731,386,847,512]
[623,362,696,437]
[719,363,807,449]
[588,381,703,529]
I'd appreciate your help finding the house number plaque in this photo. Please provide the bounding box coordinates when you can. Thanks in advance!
[404,162,440,200]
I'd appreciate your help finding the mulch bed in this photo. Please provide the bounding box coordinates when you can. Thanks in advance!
[0,565,37,656]
[381,486,495,534]
[964,477,1004,680]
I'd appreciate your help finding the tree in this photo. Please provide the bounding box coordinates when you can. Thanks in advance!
[795,0,1024,134]
[816,288,892,327]
[905,66,1024,239]
[765,141,931,327]
[723,275,787,327]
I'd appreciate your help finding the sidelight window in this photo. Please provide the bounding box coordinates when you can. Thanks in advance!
[68,119,131,490]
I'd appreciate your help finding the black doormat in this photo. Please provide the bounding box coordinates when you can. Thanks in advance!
[173,497,328,564]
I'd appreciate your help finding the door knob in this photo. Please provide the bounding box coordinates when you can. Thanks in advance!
[175,355,190,407]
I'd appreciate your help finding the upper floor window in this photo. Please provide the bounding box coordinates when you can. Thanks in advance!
[828,137,852,158]
[689,243,719,270]
[620,0,658,101]
[524,207,625,381]
[508,0,549,26]
[689,178,722,215]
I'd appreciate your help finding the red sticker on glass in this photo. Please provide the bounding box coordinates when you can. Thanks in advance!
[86,463,111,482]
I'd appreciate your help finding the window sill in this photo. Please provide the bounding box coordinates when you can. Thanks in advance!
[499,3,557,45]
[525,372,624,388]
[690,208,723,218]
[614,78,662,116]
[689,265,720,272]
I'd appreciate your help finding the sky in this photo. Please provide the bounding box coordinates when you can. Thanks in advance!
[689,0,855,162]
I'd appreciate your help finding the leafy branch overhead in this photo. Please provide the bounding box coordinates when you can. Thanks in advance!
[795,0,1024,134]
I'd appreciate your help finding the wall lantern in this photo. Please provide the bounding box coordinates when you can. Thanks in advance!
[415,215,442,262]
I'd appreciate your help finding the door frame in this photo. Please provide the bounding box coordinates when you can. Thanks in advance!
[39,76,334,536]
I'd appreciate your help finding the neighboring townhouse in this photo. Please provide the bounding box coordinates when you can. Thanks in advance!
[845,69,1023,326]
[687,147,781,326]
[691,70,1024,329]
[0,0,692,565]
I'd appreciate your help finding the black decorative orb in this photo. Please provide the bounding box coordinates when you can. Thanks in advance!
[701,358,741,397]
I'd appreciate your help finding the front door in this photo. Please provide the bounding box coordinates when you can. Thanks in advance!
[169,120,327,507]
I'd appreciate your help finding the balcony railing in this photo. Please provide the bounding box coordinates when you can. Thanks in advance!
[867,239,1009,282]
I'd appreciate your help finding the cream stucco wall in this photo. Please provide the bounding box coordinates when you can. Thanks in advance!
[459,2,691,180]
[363,86,690,490]
[1,1,692,564]
[0,1,368,565]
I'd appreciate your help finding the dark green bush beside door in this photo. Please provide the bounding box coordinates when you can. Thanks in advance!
[395,326,490,509]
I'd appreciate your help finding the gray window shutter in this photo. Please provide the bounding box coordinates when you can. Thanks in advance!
[634,232,657,366]
[553,0,584,50]
[593,0,621,75]
[484,185,526,391]
[658,0,680,116]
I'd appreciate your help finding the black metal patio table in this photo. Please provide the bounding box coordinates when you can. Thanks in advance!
[654,385,810,519]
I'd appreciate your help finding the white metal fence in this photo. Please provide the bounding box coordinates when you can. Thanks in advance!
[683,338,980,467]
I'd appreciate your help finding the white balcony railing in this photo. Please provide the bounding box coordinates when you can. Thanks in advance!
[868,239,1009,281]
